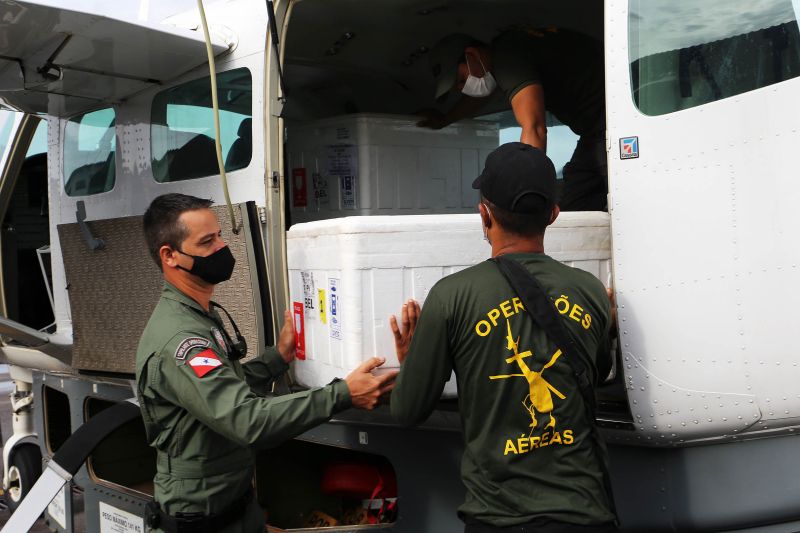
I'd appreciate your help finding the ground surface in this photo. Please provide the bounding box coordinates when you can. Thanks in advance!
[0,365,84,532]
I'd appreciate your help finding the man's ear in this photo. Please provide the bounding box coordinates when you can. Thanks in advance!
[160,245,179,269]
[548,205,561,226]
[479,202,492,229]
[465,45,491,71]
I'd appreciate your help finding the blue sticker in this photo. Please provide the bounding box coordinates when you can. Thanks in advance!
[329,278,342,340]
[619,136,639,159]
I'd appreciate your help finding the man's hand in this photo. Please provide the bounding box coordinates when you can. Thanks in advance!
[277,309,296,363]
[344,357,398,410]
[390,299,420,364]
[416,109,449,129]
[607,288,618,339]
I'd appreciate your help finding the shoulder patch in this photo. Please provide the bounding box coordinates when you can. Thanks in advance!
[188,349,223,378]
[175,337,210,361]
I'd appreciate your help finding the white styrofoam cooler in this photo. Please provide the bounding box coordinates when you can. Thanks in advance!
[286,114,499,223]
[287,212,611,397]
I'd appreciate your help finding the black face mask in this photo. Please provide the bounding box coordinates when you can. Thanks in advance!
[176,246,236,285]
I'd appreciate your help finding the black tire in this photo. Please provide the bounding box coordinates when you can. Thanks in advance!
[5,444,42,513]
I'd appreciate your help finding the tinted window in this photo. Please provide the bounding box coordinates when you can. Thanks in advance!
[0,110,15,159]
[629,1,800,115]
[64,108,116,196]
[151,68,252,182]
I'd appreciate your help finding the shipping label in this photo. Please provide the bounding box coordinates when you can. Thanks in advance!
[329,278,342,340]
[341,176,357,209]
[301,270,315,313]
[312,172,329,207]
[293,301,306,360]
[318,289,327,324]
[292,167,308,208]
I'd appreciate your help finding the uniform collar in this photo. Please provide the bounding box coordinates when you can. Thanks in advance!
[161,281,211,315]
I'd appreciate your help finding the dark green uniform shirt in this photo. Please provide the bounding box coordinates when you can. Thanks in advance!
[391,254,615,527]
[491,29,606,138]
[136,282,351,532]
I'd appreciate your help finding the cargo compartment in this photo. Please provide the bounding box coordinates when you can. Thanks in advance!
[257,440,397,531]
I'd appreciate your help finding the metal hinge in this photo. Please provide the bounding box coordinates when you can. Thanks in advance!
[270,171,280,189]
[257,206,267,224]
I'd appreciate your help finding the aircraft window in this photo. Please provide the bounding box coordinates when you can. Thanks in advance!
[151,68,252,183]
[0,110,15,160]
[629,0,800,115]
[64,108,116,196]
[27,120,47,157]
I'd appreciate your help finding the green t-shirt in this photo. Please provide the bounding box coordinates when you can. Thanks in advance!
[491,28,606,138]
[391,253,615,527]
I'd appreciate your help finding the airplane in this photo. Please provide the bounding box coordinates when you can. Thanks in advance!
[0,0,799,531]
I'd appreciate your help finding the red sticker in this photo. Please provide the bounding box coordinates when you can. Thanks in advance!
[292,168,308,208]
[188,348,223,378]
[293,302,306,360]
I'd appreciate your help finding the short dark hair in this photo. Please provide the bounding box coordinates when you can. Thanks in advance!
[482,195,552,237]
[143,194,213,269]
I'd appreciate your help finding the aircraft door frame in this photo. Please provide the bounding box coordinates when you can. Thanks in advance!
[0,113,41,320]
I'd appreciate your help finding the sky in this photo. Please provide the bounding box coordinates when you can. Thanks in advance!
[629,0,800,60]
[500,125,578,179]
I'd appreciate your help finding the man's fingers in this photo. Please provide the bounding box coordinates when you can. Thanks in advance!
[407,299,419,325]
[390,315,401,339]
[357,356,386,372]
[376,370,399,385]
[401,303,409,328]
[379,381,396,395]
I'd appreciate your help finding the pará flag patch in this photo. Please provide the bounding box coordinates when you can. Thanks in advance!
[188,349,223,378]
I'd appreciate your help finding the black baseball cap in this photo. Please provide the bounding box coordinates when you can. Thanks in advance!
[472,142,557,212]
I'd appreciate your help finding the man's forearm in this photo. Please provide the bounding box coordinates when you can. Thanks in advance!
[445,95,492,124]
[520,125,547,152]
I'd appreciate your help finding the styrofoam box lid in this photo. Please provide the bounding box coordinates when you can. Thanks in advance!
[287,212,611,270]
[287,113,499,149]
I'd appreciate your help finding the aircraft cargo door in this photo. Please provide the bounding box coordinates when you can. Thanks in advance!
[605,0,800,442]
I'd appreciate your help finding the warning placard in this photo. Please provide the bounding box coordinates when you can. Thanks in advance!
[99,502,144,533]
[293,301,306,360]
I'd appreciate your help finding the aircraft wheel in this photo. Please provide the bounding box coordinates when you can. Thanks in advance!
[5,444,42,513]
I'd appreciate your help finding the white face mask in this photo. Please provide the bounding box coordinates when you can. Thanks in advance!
[462,55,497,98]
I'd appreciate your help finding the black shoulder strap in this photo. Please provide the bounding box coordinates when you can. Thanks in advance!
[491,255,617,519]
[492,256,594,396]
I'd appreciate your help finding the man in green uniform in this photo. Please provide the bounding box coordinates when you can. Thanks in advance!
[420,29,607,211]
[136,193,396,532]
[390,143,617,532]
